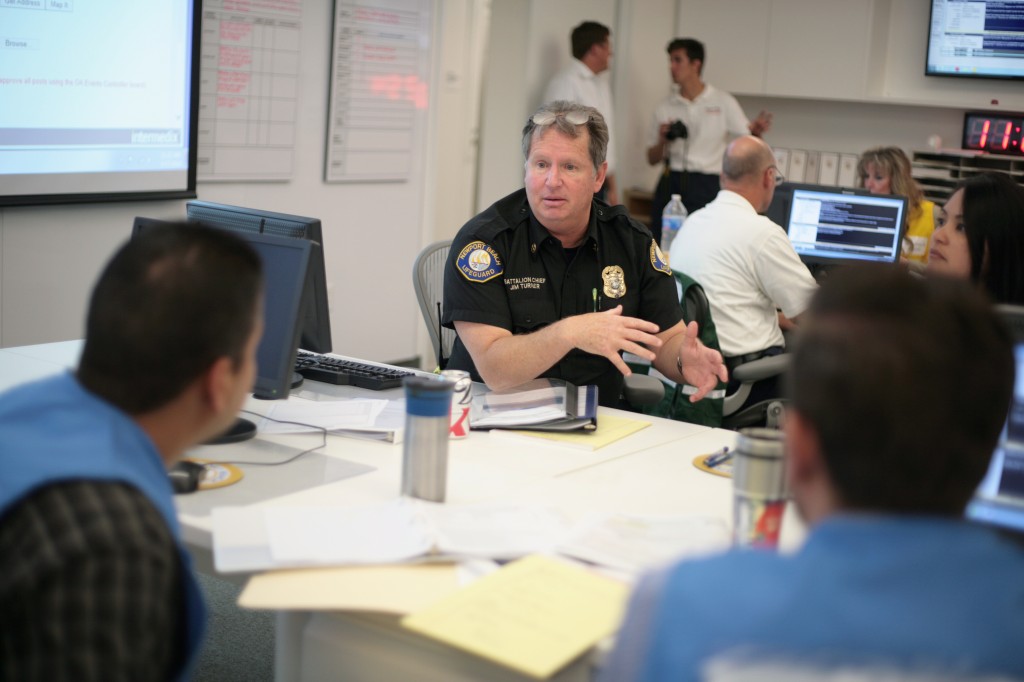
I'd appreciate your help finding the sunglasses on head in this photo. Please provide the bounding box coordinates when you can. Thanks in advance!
[531,110,591,126]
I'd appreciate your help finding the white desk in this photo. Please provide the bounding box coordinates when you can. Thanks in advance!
[0,342,804,682]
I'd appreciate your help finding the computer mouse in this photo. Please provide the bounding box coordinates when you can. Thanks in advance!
[168,460,207,494]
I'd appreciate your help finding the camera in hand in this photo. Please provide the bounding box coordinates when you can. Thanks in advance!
[666,120,688,141]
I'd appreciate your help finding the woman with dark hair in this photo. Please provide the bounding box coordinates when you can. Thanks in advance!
[928,171,1024,305]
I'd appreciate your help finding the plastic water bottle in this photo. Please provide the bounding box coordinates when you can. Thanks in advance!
[660,193,687,252]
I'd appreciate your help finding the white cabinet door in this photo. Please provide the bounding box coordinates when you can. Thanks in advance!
[765,0,876,99]
[680,0,877,100]
[678,0,771,94]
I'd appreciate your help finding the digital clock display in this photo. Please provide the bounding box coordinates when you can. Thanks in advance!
[962,112,1024,156]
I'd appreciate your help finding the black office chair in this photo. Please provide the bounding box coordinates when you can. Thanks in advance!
[630,272,789,429]
[411,240,664,407]
[686,282,788,430]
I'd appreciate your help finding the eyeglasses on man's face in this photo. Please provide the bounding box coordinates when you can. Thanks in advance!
[531,110,591,126]
[768,166,785,184]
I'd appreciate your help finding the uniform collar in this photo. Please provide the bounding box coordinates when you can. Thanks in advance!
[526,198,602,259]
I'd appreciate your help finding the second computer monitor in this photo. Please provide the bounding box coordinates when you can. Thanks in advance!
[780,184,908,268]
[185,200,332,354]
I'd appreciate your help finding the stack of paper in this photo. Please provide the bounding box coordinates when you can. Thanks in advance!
[401,555,628,679]
[258,395,405,442]
[470,379,597,431]
[211,499,572,572]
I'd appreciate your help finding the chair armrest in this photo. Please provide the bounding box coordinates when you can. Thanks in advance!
[731,354,790,383]
[623,373,666,407]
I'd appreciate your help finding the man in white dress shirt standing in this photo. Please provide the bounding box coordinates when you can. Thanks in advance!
[544,21,618,206]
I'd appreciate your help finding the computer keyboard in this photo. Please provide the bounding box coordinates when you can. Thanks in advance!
[294,351,413,390]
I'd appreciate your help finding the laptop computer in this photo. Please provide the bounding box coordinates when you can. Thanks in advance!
[768,183,908,280]
[966,305,1024,538]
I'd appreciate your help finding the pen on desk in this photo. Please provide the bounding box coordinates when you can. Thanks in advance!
[704,446,731,469]
[592,287,598,312]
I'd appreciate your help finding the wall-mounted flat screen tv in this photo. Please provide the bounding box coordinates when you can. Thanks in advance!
[926,0,1024,81]
[0,0,200,206]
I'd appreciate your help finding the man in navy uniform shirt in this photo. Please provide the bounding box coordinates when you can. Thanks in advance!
[442,100,726,407]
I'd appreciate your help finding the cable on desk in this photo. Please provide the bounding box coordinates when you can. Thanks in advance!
[212,410,328,466]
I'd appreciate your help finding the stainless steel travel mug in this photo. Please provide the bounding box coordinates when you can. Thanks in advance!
[732,427,788,549]
[401,376,453,502]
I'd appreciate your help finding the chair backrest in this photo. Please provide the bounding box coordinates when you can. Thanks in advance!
[412,239,457,369]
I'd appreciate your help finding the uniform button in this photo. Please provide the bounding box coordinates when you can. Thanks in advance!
[531,243,537,254]
[598,210,604,216]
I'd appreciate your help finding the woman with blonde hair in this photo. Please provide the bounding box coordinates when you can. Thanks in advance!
[857,146,935,264]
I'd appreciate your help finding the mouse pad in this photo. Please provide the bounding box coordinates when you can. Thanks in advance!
[173,439,376,518]
[184,459,244,490]
[693,452,733,478]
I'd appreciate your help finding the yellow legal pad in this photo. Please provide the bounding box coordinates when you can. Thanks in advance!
[401,555,629,679]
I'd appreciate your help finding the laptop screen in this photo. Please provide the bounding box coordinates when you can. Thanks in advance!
[783,185,907,267]
[966,305,1024,536]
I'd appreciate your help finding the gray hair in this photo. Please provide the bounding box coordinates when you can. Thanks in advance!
[521,100,608,173]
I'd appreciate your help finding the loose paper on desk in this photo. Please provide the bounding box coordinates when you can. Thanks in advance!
[256,396,387,433]
[558,512,730,574]
[401,554,629,679]
[212,498,573,572]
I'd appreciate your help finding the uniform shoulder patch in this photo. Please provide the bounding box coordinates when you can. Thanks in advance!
[456,241,504,283]
[650,239,672,275]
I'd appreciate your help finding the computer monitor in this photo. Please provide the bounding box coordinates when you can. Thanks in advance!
[185,200,332,354]
[132,218,311,442]
[966,305,1024,538]
[779,183,908,270]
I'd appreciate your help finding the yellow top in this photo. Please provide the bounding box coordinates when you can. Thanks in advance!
[903,199,936,264]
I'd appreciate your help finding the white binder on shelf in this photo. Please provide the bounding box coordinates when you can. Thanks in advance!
[818,152,839,186]
[788,149,807,183]
[804,151,820,184]
[838,153,859,187]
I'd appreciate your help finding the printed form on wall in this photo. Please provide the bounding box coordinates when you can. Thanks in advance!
[198,0,301,181]
[325,0,432,183]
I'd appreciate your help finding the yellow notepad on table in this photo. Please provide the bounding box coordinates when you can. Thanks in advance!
[401,554,628,679]
[490,414,651,451]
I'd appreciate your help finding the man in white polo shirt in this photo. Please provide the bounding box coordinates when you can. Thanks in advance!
[647,37,772,243]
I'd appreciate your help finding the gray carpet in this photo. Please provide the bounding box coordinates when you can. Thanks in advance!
[193,573,275,681]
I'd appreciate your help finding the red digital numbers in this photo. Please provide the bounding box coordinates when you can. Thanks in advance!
[963,113,1024,156]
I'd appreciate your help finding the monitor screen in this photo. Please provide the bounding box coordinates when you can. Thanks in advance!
[926,0,1024,81]
[185,201,332,354]
[0,0,200,206]
[783,184,907,267]
[131,217,311,401]
[967,305,1024,537]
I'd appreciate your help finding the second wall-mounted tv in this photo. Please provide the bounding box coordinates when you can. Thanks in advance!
[926,0,1024,81]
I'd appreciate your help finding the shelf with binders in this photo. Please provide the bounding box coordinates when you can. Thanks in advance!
[912,151,1024,205]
